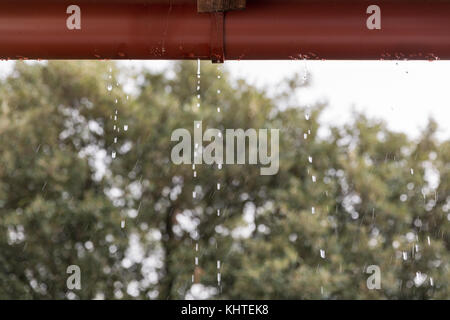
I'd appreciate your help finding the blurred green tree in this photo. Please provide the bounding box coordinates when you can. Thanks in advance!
[0,61,448,299]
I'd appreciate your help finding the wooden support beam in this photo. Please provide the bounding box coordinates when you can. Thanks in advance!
[198,0,246,13]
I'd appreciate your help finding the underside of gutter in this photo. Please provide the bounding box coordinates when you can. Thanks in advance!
[0,0,449,61]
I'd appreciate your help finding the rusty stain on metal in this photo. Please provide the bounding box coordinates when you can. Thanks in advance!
[198,0,246,13]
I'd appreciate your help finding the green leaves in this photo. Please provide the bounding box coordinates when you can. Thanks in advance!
[0,61,448,299]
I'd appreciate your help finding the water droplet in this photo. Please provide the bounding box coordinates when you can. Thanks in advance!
[312,175,317,182]
[217,183,221,190]
[402,251,407,260]
[193,191,196,199]
[121,220,125,228]
[114,137,117,143]
[410,168,414,175]
[124,125,128,131]
[312,207,315,214]
[217,107,221,113]
[304,133,308,140]
[217,209,220,216]
[308,156,313,163]
[305,113,310,120]
[217,260,221,269]
[217,89,221,94]
[193,171,197,178]
[218,164,222,170]
[112,151,116,159]
[107,84,113,91]
[195,257,198,265]
[320,249,326,259]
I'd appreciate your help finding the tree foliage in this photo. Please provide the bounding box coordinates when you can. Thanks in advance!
[0,61,448,299]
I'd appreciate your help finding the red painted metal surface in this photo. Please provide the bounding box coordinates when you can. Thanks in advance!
[0,0,449,60]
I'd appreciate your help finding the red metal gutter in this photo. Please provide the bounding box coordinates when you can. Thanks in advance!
[0,0,449,61]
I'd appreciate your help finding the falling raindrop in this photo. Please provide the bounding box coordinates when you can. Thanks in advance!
[308,156,313,163]
[320,249,326,259]
[402,251,408,260]
[114,137,117,144]
[217,183,221,190]
[112,151,116,159]
[192,191,196,199]
[195,257,198,265]
[311,207,315,214]
[217,260,221,269]
[410,168,414,175]
[217,209,220,216]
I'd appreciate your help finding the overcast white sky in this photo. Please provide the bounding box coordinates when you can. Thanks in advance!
[2,60,449,140]
[121,59,450,140]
